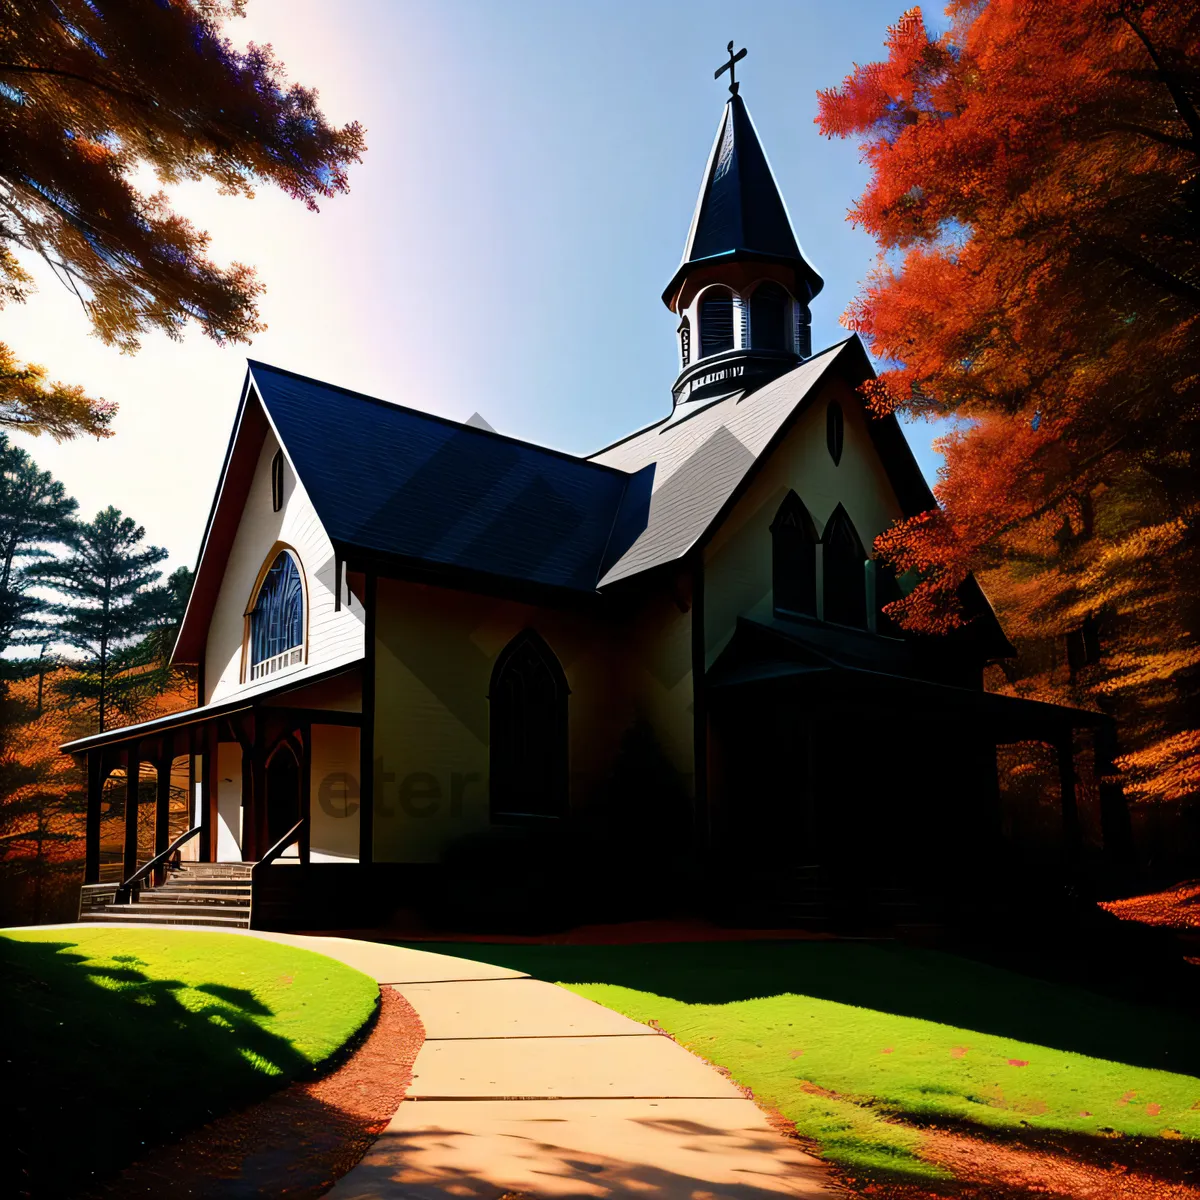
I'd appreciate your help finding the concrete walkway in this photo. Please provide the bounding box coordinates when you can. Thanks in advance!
[256,931,837,1200]
[30,926,838,1198]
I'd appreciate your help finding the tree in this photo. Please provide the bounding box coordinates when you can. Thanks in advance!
[817,3,1199,807]
[0,0,366,438]
[41,507,168,732]
[0,434,77,660]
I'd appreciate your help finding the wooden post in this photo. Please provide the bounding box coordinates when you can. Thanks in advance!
[122,743,140,881]
[240,722,256,862]
[300,723,312,867]
[1094,720,1134,876]
[1056,731,1081,872]
[200,723,216,861]
[84,750,102,884]
[359,570,376,865]
[154,747,171,885]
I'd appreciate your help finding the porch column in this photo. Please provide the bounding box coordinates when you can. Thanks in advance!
[240,728,256,861]
[1056,730,1081,870]
[300,722,311,866]
[1095,720,1134,874]
[154,747,171,884]
[200,724,217,861]
[84,750,102,884]
[122,742,140,880]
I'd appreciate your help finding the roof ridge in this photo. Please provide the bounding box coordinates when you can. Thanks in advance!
[246,360,633,479]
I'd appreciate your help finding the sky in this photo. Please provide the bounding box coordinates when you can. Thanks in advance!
[6,0,949,574]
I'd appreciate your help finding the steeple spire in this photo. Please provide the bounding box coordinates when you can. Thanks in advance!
[663,82,823,310]
[663,58,825,410]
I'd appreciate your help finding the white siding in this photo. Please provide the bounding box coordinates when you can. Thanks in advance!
[204,425,365,704]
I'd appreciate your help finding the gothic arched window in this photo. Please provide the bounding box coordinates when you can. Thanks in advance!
[249,551,305,680]
[823,505,868,628]
[699,288,735,358]
[271,449,285,512]
[826,401,844,465]
[679,316,691,369]
[751,282,790,352]
[771,491,819,617]
[489,630,569,823]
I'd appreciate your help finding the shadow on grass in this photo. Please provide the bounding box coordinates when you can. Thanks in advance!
[1,936,313,1199]
[401,940,1200,1075]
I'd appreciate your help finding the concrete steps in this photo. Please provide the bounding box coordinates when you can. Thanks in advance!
[81,863,253,928]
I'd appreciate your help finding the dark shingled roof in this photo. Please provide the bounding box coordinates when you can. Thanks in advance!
[248,362,653,594]
[663,93,823,306]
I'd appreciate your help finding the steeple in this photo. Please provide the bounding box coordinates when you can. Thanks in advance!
[665,50,823,410]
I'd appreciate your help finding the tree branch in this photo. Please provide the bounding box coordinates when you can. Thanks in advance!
[1096,119,1198,153]
[1100,237,1200,308]
[0,62,146,106]
[1114,8,1200,148]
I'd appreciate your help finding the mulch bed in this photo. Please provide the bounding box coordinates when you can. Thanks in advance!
[94,986,424,1199]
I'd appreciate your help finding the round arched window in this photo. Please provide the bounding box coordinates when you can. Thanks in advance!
[250,552,304,680]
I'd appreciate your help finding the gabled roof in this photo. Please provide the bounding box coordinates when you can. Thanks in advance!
[591,338,873,584]
[663,92,823,307]
[249,362,652,593]
[172,364,655,664]
[588,336,1011,653]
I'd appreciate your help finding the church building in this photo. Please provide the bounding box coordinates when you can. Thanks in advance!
[68,60,1129,931]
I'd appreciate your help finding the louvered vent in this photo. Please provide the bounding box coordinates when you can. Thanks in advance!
[699,290,735,357]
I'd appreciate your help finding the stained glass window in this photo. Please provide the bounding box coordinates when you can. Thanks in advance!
[250,552,303,670]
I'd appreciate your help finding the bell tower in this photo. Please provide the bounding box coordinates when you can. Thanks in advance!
[664,45,823,411]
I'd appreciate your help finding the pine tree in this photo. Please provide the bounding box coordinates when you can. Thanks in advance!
[0,435,77,661]
[42,507,168,732]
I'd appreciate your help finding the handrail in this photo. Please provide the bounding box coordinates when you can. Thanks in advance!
[252,819,305,877]
[117,824,201,902]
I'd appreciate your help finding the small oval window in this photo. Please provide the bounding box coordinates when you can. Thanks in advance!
[826,401,844,466]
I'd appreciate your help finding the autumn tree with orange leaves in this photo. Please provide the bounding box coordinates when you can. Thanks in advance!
[818,2,1199,824]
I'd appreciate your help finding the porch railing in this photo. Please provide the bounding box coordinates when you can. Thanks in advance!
[250,818,308,931]
[115,824,201,904]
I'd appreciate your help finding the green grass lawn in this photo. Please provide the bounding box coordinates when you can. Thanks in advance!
[404,939,1200,1184]
[3,928,378,1198]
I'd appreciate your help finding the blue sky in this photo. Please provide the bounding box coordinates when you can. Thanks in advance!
[8,0,947,570]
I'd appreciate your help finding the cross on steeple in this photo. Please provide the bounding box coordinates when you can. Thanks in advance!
[715,41,747,96]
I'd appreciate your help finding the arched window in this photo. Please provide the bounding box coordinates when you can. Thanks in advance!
[771,491,819,617]
[751,282,790,352]
[823,505,868,628]
[679,316,691,369]
[489,630,569,823]
[699,288,735,358]
[250,551,304,680]
[826,401,844,465]
[271,449,285,512]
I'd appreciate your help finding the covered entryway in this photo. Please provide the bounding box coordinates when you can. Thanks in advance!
[62,667,366,930]
[706,617,1133,927]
